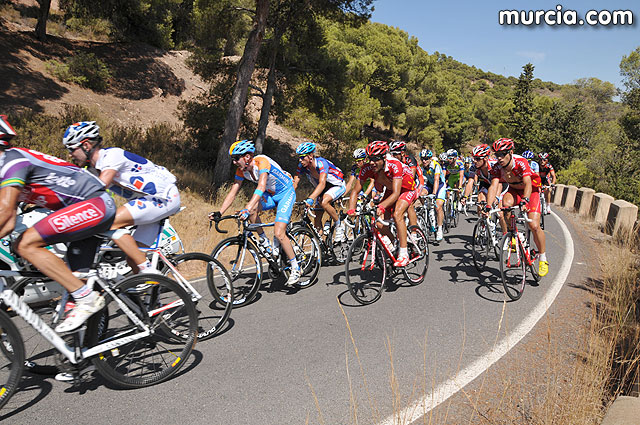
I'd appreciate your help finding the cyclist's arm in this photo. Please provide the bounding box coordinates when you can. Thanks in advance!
[379,178,402,211]
[549,169,557,184]
[348,178,363,212]
[307,172,327,202]
[457,170,464,189]
[218,180,242,215]
[431,173,440,196]
[0,186,20,238]
[363,178,375,196]
[521,175,532,200]
[485,177,500,207]
[463,177,474,198]
[344,175,356,196]
[98,168,117,187]
[244,172,268,212]
[292,174,301,190]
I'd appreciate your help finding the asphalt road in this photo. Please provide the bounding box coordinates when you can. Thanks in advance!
[3,210,571,425]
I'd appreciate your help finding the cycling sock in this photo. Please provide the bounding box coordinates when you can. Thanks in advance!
[539,252,547,262]
[71,285,95,302]
[437,225,443,232]
[138,260,153,272]
[289,258,299,270]
[399,247,408,257]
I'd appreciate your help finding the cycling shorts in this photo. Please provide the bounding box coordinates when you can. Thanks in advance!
[506,187,542,214]
[260,186,296,224]
[313,182,347,210]
[124,185,182,246]
[425,182,447,201]
[479,181,508,201]
[398,188,419,205]
[33,192,117,271]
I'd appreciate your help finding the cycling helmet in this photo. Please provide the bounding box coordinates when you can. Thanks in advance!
[464,156,473,164]
[521,150,534,160]
[538,152,549,160]
[296,141,316,156]
[62,121,100,150]
[446,148,458,158]
[229,139,256,155]
[353,148,367,160]
[472,143,490,158]
[492,137,514,153]
[0,115,16,148]
[419,149,433,159]
[389,140,407,154]
[365,140,389,157]
[438,152,448,161]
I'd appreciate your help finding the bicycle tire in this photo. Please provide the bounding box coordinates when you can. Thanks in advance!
[403,225,429,285]
[444,200,452,234]
[287,226,321,288]
[345,234,387,305]
[163,252,233,340]
[0,309,25,410]
[86,274,198,389]
[471,219,490,272]
[499,233,527,301]
[526,229,541,283]
[452,200,459,228]
[329,222,350,265]
[211,236,262,307]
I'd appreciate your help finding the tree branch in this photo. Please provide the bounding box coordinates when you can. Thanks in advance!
[249,84,265,97]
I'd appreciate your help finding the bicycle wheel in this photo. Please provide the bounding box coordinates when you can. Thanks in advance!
[86,274,198,388]
[163,253,233,340]
[526,229,541,283]
[443,200,452,234]
[345,234,387,305]
[499,233,527,301]
[211,236,262,307]
[0,309,25,410]
[329,222,350,265]
[288,226,321,288]
[403,225,429,285]
[472,219,491,272]
[452,200,459,227]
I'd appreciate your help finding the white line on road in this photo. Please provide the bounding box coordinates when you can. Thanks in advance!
[378,211,575,425]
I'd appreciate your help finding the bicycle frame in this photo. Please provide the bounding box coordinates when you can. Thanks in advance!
[359,209,421,268]
[503,207,536,266]
[0,270,152,365]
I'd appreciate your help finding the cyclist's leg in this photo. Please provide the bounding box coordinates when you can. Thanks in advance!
[319,185,344,223]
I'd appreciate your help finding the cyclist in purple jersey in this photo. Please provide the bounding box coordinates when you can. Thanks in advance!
[0,115,116,333]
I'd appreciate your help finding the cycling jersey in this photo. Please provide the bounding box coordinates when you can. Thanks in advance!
[0,148,105,209]
[538,162,554,181]
[475,159,497,186]
[350,163,360,177]
[403,154,424,189]
[489,155,542,188]
[297,156,344,187]
[464,165,476,180]
[444,158,464,187]
[235,155,293,194]
[528,160,540,174]
[358,156,415,194]
[423,159,446,187]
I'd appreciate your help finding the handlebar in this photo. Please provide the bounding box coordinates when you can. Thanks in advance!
[500,206,533,223]
[210,214,239,234]
[295,201,317,218]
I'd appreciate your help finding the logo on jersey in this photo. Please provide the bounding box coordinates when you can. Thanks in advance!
[44,172,76,188]
[50,203,105,233]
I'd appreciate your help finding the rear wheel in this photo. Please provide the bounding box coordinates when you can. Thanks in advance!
[403,226,429,285]
[87,274,198,388]
[346,234,387,305]
[499,233,527,301]
[0,310,25,410]
[287,226,321,288]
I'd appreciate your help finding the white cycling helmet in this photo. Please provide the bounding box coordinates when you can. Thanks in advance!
[353,148,367,159]
[438,152,448,161]
[62,121,101,150]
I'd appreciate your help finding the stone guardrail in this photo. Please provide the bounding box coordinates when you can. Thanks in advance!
[550,184,639,423]
[551,184,639,240]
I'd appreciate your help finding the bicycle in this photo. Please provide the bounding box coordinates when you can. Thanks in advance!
[0,255,198,409]
[416,195,438,244]
[345,204,429,305]
[498,206,541,301]
[210,215,321,306]
[448,188,461,229]
[290,201,348,265]
[471,202,501,272]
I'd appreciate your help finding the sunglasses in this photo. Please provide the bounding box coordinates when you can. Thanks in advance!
[495,151,510,158]
[368,155,384,162]
[231,154,243,162]
[473,157,484,162]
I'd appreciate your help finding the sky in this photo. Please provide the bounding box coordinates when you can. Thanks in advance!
[371,1,640,89]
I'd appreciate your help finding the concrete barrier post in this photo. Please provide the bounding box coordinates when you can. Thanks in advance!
[601,396,640,425]
[553,184,566,206]
[575,188,595,218]
[591,193,615,227]
[563,185,578,210]
[605,200,639,238]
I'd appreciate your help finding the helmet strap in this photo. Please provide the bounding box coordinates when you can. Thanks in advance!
[80,138,102,167]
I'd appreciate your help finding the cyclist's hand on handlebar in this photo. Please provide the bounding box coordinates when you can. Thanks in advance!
[304,198,314,207]
[519,199,529,213]
[376,205,386,217]
[209,211,222,221]
[238,209,250,220]
[347,208,356,217]
[426,193,436,199]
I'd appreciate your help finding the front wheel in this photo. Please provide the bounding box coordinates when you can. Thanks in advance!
[403,225,429,285]
[472,219,491,272]
[345,234,387,305]
[0,309,25,410]
[211,236,262,307]
[163,252,233,340]
[499,233,527,301]
[87,274,198,388]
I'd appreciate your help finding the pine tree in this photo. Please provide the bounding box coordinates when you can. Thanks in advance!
[508,63,538,148]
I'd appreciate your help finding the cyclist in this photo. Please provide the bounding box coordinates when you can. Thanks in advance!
[444,149,464,192]
[419,149,446,241]
[293,142,347,241]
[344,148,374,198]
[538,152,556,215]
[461,156,476,207]
[63,121,180,274]
[471,143,507,232]
[390,141,423,227]
[211,140,301,286]
[485,138,548,277]
[521,150,540,174]
[0,115,116,333]
[346,141,417,267]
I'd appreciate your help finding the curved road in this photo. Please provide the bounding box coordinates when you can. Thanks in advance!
[2,210,573,424]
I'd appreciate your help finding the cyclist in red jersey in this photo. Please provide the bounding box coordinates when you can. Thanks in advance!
[389,141,423,228]
[485,138,548,277]
[347,141,418,267]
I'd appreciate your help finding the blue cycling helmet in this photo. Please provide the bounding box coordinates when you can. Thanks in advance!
[296,142,316,156]
[446,148,458,158]
[229,140,255,155]
[419,149,433,159]
[353,148,367,160]
[521,150,534,160]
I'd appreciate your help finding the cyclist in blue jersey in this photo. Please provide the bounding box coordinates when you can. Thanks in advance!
[210,140,301,286]
[0,115,116,333]
[293,142,347,242]
[419,149,446,241]
[522,150,540,173]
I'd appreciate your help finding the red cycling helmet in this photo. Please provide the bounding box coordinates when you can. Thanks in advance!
[492,137,514,153]
[0,115,16,148]
[389,140,406,154]
[366,140,389,157]
[472,143,491,158]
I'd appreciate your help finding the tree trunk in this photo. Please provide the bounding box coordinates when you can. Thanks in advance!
[35,0,51,41]
[213,0,270,187]
[255,36,280,154]
[403,126,412,139]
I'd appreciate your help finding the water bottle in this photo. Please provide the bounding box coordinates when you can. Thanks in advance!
[272,237,280,258]
[429,208,436,232]
[323,221,331,236]
[259,236,272,255]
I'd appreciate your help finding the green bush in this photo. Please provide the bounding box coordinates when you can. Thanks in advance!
[46,53,112,92]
